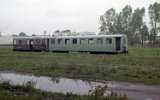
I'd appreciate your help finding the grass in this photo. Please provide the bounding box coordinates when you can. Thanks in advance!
[0,45,160,84]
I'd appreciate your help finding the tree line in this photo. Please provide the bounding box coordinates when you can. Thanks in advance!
[99,2,160,46]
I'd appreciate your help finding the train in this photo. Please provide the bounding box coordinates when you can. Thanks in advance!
[13,34,128,54]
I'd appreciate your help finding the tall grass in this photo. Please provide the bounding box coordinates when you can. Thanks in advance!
[0,45,160,84]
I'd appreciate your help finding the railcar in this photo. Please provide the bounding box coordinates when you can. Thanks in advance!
[13,34,128,54]
[13,36,49,51]
[48,34,128,54]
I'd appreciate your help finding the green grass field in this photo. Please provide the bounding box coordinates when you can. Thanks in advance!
[0,45,160,84]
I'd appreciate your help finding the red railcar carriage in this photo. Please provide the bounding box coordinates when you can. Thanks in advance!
[13,36,49,51]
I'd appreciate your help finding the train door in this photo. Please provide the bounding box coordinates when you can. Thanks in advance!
[29,39,34,50]
[46,39,49,50]
[115,37,121,51]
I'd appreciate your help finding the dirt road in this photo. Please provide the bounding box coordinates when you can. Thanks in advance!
[108,81,160,100]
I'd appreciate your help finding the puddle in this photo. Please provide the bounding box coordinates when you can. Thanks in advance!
[0,72,160,100]
[0,72,106,95]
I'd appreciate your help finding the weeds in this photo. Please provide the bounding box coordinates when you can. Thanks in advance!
[90,83,128,100]
[0,80,11,90]
[48,61,60,71]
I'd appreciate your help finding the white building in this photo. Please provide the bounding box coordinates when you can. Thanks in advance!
[0,36,14,45]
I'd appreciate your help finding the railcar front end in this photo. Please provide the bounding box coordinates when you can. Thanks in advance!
[13,37,48,51]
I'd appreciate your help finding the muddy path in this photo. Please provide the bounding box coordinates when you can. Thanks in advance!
[0,71,160,100]
[107,81,160,100]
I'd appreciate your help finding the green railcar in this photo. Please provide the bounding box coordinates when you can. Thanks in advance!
[48,34,128,54]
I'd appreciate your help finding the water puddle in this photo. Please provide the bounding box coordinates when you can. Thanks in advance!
[0,72,106,95]
[0,72,160,100]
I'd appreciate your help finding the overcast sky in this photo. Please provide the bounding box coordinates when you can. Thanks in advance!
[0,0,159,35]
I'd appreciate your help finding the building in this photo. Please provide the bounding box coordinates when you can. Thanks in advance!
[0,36,14,45]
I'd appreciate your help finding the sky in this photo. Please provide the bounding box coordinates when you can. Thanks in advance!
[0,0,159,35]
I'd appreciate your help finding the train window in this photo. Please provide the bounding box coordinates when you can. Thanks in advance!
[106,38,112,44]
[58,39,62,44]
[42,39,45,44]
[30,40,34,44]
[72,39,77,44]
[19,40,22,44]
[51,39,55,44]
[65,39,70,44]
[24,40,27,44]
[80,38,85,44]
[27,40,30,44]
[88,38,93,44]
[97,38,103,44]
[36,39,40,44]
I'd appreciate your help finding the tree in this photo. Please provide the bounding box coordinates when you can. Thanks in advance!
[19,32,27,36]
[99,6,132,36]
[148,28,155,45]
[99,15,107,35]
[62,30,71,33]
[114,13,124,34]
[100,8,117,34]
[105,8,117,34]
[55,30,60,33]
[120,5,133,44]
[130,8,145,45]
[148,2,160,46]
[121,5,132,32]
[140,24,149,46]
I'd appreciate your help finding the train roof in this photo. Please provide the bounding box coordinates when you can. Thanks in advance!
[13,34,126,40]
[13,36,50,39]
[51,34,126,39]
